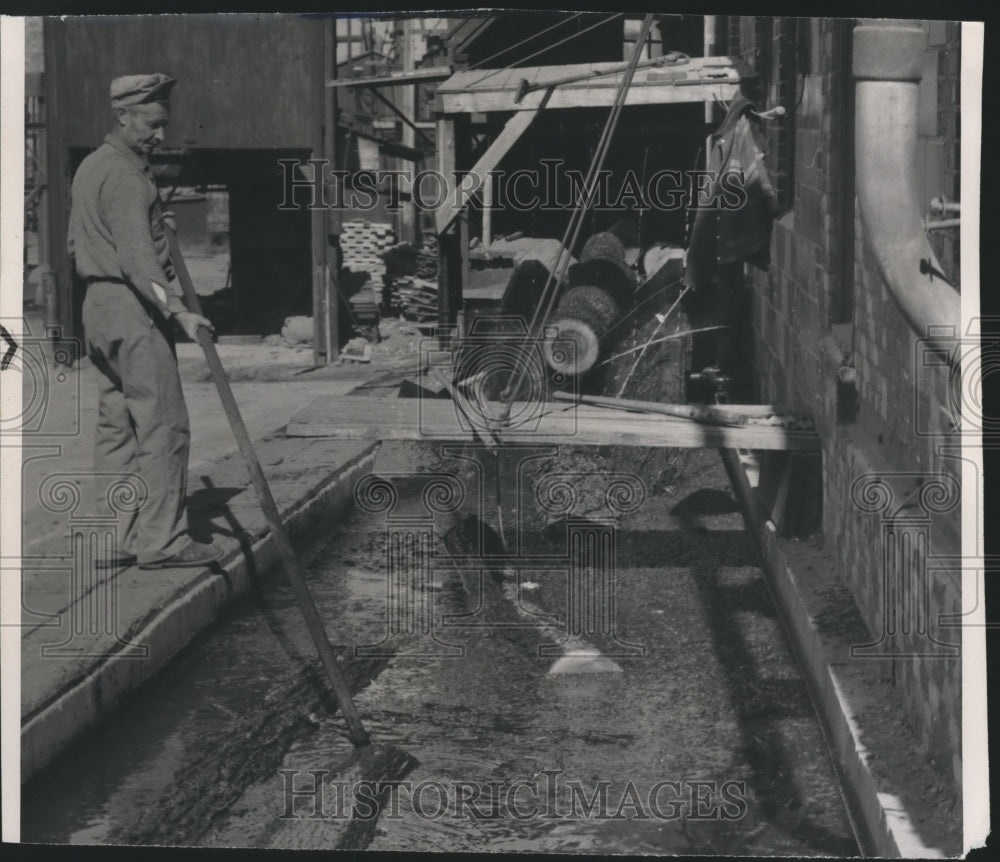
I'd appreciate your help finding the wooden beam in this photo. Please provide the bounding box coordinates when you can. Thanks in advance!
[43,19,73,340]
[326,66,453,88]
[313,18,340,366]
[436,58,745,114]
[434,105,543,235]
[459,210,470,327]
[286,396,821,451]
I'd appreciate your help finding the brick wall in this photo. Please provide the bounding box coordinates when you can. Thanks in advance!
[730,17,964,793]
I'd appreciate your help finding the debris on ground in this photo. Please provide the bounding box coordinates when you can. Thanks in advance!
[341,337,372,363]
[280,315,313,345]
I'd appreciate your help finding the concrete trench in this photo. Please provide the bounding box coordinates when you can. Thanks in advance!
[21,440,864,855]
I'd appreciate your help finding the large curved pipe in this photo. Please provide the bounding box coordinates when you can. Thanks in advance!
[853,22,960,360]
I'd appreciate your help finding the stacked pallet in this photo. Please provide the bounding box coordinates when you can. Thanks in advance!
[387,276,438,322]
[347,282,380,328]
[415,234,438,279]
[340,219,395,282]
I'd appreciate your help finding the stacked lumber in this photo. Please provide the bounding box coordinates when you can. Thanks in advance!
[340,219,394,282]
[387,276,438,322]
[380,235,439,320]
[415,234,438,279]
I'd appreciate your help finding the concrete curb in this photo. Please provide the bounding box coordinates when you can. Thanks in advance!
[720,448,947,860]
[21,443,378,784]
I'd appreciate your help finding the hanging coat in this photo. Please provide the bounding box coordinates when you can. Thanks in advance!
[684,95,781,292]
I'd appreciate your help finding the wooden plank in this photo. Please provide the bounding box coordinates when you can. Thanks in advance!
[286,396,821,451]
[437,58,745,114]
[442,81,742,113]
[325,66,453,88]
[439,58,742,88]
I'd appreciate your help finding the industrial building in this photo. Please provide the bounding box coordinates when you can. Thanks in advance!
[14,12,979,857]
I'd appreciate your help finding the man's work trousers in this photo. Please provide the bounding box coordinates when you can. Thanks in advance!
[82,281,190,564]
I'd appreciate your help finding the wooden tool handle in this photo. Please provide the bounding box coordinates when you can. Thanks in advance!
[167,230,370,746]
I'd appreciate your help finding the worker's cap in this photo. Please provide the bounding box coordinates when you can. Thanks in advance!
[110,73,177,108]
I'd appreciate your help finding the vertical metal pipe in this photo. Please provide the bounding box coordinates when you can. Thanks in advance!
[852,22,959,357]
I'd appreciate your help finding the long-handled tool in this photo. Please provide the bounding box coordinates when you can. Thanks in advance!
[166,229,370,747]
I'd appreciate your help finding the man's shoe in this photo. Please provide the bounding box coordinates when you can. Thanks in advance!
[94,554,138,570]
[139,542,222,570]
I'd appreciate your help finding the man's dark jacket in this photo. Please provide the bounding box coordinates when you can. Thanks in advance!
[685,95,780,291]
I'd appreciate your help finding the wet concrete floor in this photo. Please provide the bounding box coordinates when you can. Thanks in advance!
[22,443,860,855]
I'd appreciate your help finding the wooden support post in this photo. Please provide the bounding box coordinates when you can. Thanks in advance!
[482,167,493,247]
[311,218,324,367]
[323,17,340,363]
[43,19,72,342]
[435,115,456,229]
[436,115,456,340]
[399,18,418,246]
[437,227,461,341]
[310,204,328,367]
[457,209,470,337]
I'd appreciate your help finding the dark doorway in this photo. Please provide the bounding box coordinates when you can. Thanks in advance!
[70,147,314,338]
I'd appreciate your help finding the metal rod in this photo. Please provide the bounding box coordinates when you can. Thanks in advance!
[616,283,690,397]
[597,325,727,365]
[500,14,656,414]
[166,229,370,747]
[925,218,960,231]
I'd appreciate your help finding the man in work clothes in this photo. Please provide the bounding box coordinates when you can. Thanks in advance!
[68,73,219,569]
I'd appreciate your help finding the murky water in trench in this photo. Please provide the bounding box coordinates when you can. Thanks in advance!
[22,442,859,856]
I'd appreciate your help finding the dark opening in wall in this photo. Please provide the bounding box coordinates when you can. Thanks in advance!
[70,147,314,338]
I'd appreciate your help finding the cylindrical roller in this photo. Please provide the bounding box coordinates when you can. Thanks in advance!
[544,284,620,376]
